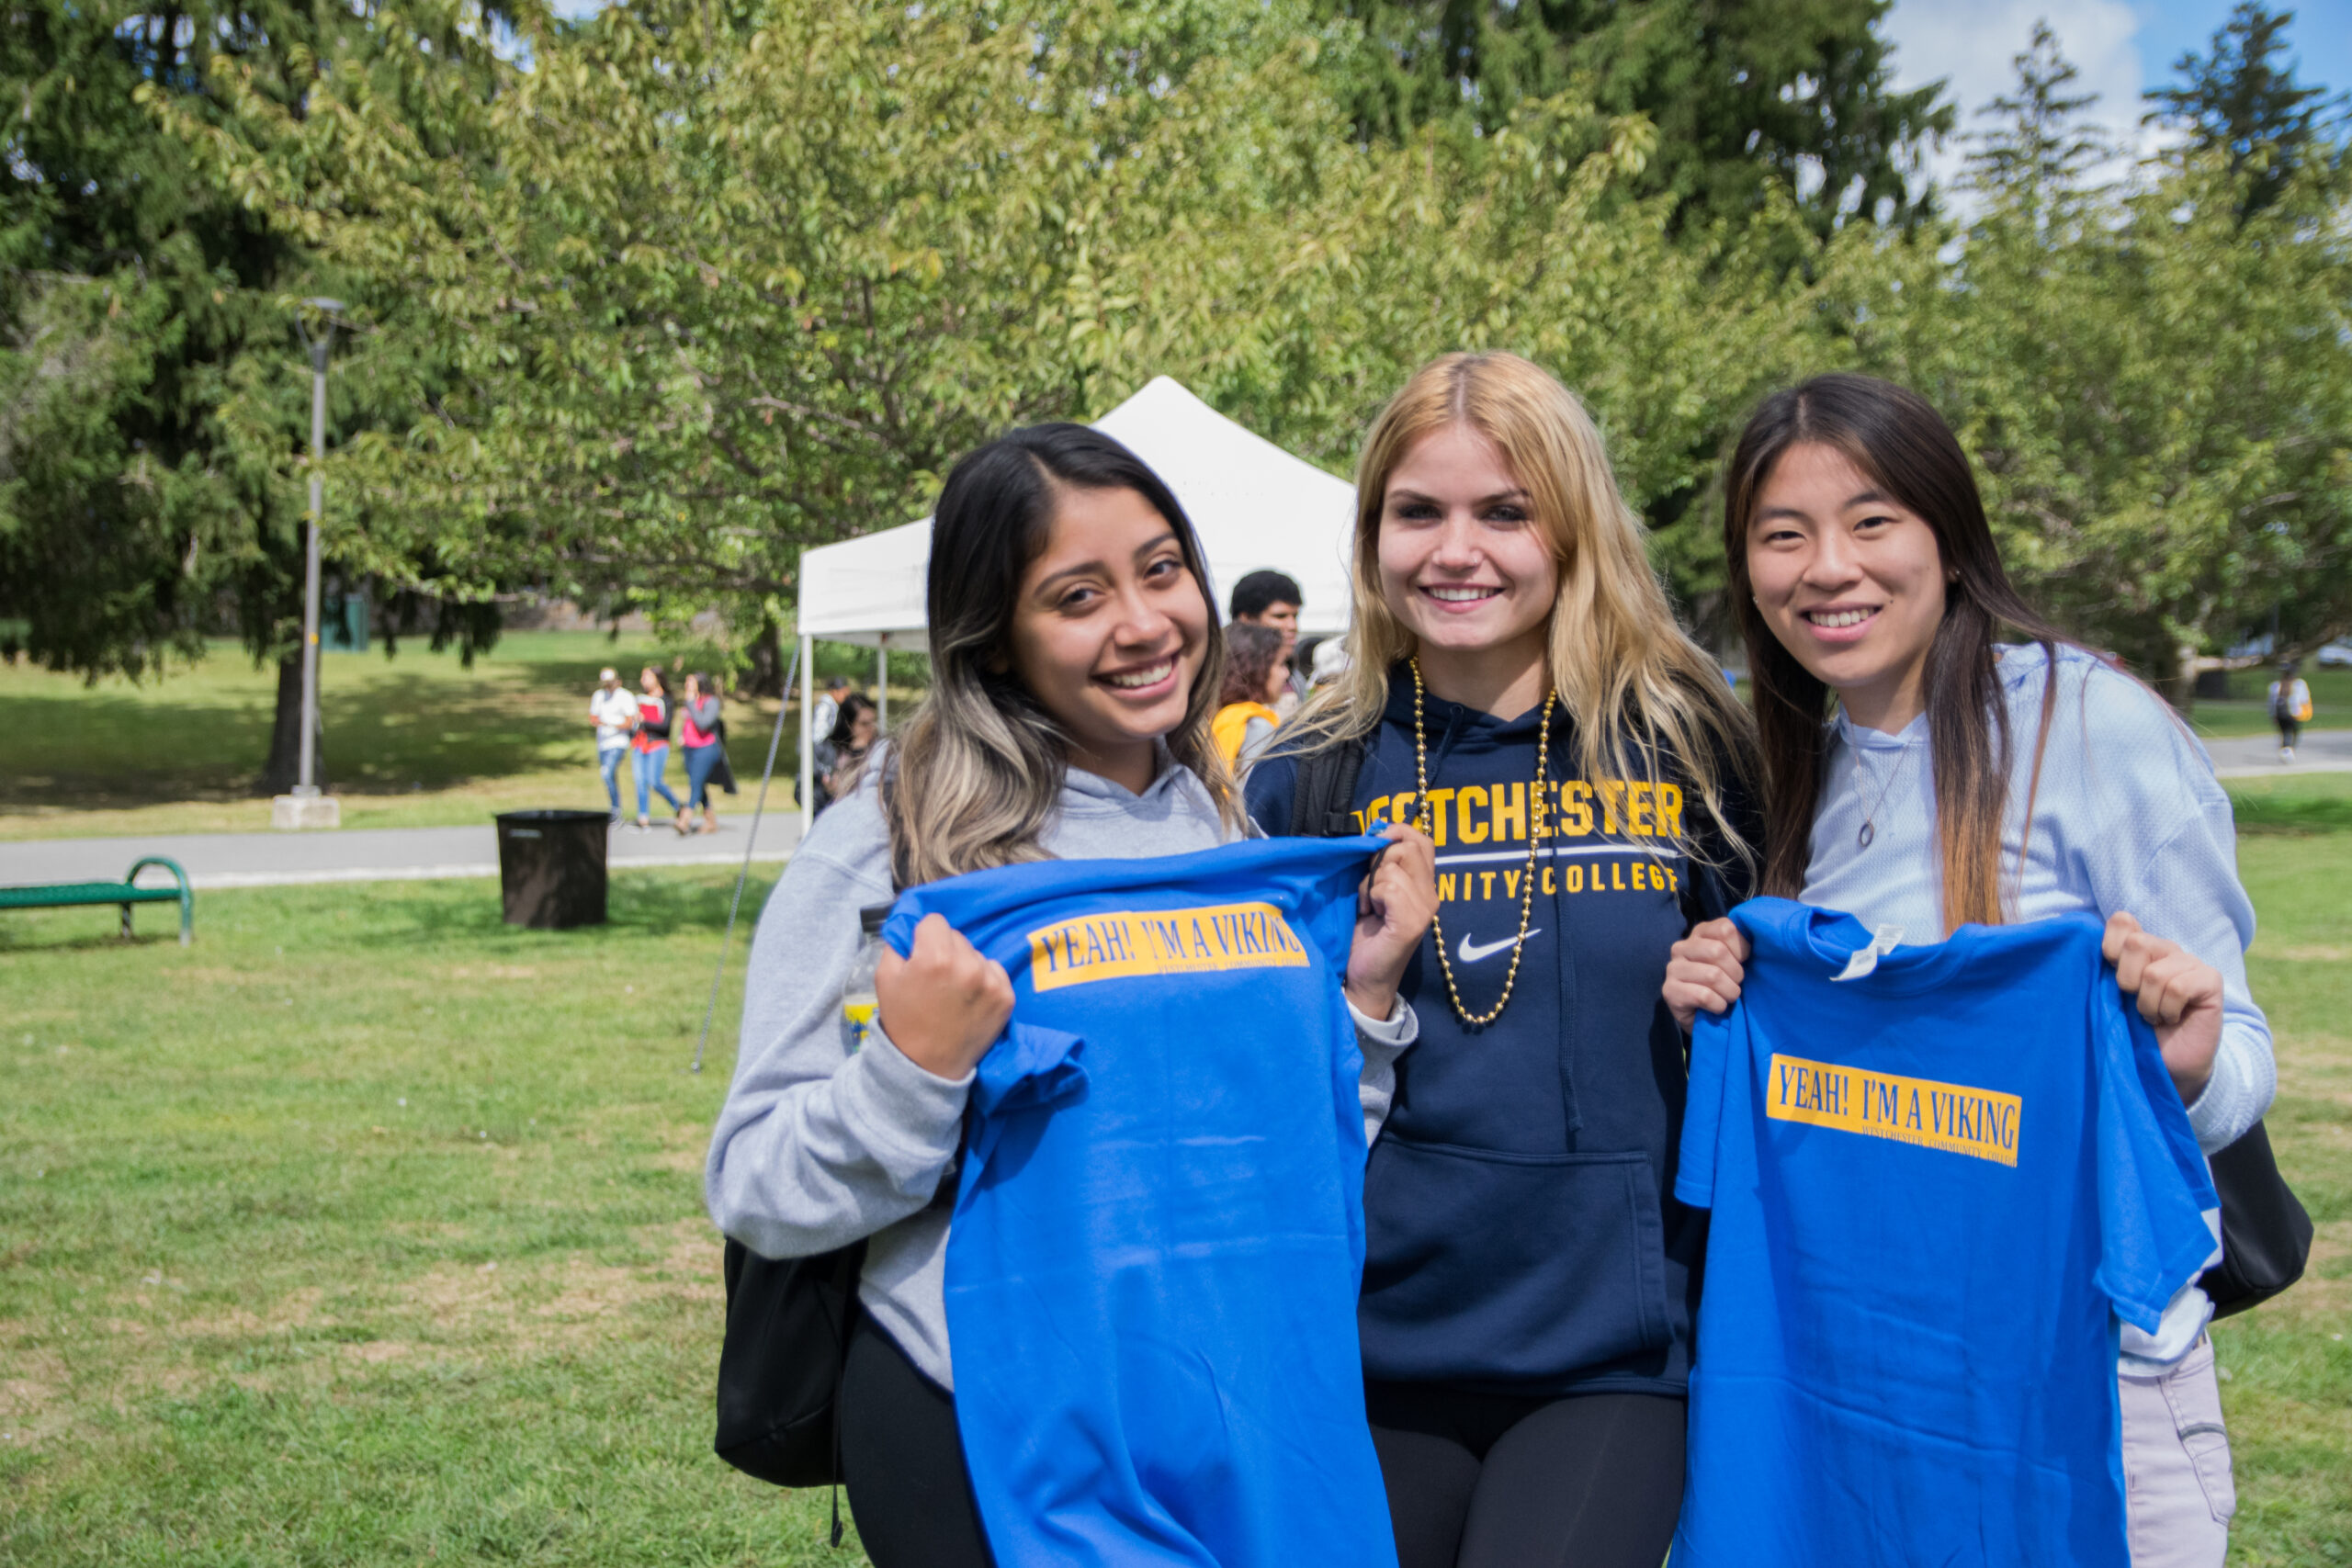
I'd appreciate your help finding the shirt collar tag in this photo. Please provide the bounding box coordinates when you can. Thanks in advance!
[1832,924,1905,982]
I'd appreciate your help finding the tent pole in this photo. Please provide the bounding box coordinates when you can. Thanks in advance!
[876,637,888,733]
[798,632,815,841]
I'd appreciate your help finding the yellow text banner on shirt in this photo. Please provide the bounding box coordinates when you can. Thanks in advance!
[1765,1053,2022,1168]
[1028,903,1309,992]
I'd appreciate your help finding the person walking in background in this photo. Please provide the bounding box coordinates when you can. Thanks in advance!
[2268,660,2312,760]
[677,671,726,836]
[631,665,684,829]
[816,692,878,818]
[1213,622,1288,766]
[1231,569,1306,716]
[588,666,639,825]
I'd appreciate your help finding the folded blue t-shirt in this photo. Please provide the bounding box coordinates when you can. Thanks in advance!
[886,835,1400,1568]
[1673,898,2217,1568]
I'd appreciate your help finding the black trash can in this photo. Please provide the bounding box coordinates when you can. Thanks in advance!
[494,810,610,930]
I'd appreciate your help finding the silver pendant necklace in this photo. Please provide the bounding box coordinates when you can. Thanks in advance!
[1850,739,1916,849]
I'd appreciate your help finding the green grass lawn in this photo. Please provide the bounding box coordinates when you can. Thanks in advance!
[0,865,865,1565]
[1,787,2346,1564]
[0,634,914,842]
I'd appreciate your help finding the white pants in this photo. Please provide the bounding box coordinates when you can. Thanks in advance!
[2121,1335,2234,1568]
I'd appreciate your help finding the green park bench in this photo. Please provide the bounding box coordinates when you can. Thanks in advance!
[0,857,195,945]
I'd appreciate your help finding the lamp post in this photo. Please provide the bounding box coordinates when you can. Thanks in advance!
[274,299,345,830]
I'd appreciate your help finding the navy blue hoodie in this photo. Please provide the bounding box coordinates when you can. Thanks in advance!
[1247,671,1758,1397]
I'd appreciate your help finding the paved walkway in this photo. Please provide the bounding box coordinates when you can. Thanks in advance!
[0,728,2341,893]
[0,811,803,891]
[2203,728,2352,779]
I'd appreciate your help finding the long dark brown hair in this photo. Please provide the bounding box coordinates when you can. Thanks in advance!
[882,423,1239,887]
[1723,373,2073,933]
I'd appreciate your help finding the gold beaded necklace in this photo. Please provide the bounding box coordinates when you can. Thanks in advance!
[1408,657,1555,1028]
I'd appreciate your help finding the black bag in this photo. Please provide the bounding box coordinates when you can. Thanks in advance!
[714,1237,865,1487]
[2198,1121,2312,1319]
[1286,739,1367,839]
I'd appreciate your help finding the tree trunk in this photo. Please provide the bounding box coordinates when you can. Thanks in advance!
[255,652,324,795]
[743,619,786,698]
[2163,641,2200,716]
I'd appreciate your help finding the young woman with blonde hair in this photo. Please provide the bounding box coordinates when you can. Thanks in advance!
[1249,351,1762,1568]
[708,423,1436,1568]
[1666,373,2273,1568]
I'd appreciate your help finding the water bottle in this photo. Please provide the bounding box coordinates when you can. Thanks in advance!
[840,902,892,1055]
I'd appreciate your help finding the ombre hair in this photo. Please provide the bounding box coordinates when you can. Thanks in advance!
[882,423,1241,888]
[1723,373,2076,934]
[1285,352,1757,869]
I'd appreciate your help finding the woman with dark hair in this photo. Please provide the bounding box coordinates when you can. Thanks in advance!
[676,671,726,835]
[706,423,1437,1568]
[630,665,684,830]
[818,691,879,813]
[1666,372,2274,1568]
[1213,621,1288,764]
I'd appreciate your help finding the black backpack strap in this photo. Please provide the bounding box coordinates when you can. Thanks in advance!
[1287,739,1369,839]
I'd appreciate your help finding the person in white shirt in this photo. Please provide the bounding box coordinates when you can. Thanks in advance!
[588,667,639,824]
[2267,661,2312,760]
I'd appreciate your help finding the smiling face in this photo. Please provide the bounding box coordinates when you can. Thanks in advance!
[1005,483,1210,792]
[1746,441,1950,733]
[1375,422,1558,712]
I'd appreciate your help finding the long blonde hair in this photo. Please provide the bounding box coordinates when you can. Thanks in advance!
[883,423,1243,888]
[1288,352,1757,866]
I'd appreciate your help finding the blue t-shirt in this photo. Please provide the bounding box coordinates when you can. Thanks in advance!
[885,836,1399,1568]
[1673,898,2217,1568]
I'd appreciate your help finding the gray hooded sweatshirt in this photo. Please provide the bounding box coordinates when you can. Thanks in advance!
[706,752,1416,1392]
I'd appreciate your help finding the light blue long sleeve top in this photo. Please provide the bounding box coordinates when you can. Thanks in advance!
[1800,644,2273,1367]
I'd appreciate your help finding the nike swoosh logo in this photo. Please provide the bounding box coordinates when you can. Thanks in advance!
[1457,930,1542,964]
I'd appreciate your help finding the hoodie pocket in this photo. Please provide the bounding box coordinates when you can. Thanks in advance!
[1359,1137,1668,1383]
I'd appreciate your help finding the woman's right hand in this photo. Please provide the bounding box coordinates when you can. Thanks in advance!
[1664,917,1749,1034]
[875,913,1013,1080]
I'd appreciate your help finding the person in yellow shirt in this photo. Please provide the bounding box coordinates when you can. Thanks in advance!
[1213,622,1288,766]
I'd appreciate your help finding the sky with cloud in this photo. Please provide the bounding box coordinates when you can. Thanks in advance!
[1883,0,2351,189]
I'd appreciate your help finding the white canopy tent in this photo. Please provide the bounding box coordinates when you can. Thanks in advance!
[793,377,1358,830]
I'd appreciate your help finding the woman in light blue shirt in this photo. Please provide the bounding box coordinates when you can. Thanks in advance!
[1664,373,2272,1568]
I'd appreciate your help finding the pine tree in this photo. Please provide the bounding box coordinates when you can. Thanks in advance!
[1962,21,2109,219]
[2144,1,2342,218]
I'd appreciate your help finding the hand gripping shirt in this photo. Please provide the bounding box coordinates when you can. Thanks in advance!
[884,835,1399,1568]
[1672,898,2217,1568]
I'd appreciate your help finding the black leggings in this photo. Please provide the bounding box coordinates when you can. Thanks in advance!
[840,1317,995,1568]
[1365,1381,1685,1568]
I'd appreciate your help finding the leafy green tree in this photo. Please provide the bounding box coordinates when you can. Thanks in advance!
[1312,0,1953,233]
[1,0,511,788]
[182,0,1854,664]
[1846,32,2352,703]
[2146,1,2342,219]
